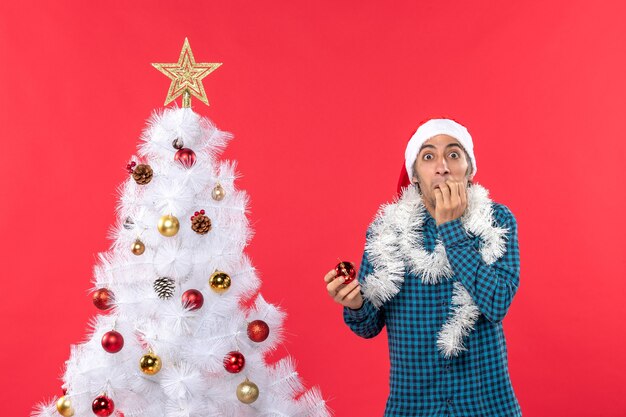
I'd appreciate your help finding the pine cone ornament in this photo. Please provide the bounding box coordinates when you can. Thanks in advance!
[153,277,175,299]
[132,164,153,185]
[191,210,212,235]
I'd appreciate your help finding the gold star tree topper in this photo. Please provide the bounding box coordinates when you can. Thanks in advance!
[152,38,222,107]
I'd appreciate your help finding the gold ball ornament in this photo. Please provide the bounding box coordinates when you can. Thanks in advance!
[209,271,231,293]
[139,352,162,375]
[157,214,180,237]
[131,239,145,255]
[236,378,259,404]
[56,395,75,417]
[212,183,226,201]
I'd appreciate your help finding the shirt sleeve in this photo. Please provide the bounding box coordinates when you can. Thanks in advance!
[437,203,521,323]
[342,228,386,339]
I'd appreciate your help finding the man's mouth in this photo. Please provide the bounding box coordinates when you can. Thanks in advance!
[433,179,450,189]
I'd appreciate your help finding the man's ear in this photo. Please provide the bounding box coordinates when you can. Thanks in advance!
[411,176,419,184]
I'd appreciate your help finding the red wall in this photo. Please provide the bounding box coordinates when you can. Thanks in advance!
[1,1,625,416]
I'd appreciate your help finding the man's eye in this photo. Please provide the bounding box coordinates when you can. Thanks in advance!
[423,154,433,160]
[450,152,459,158]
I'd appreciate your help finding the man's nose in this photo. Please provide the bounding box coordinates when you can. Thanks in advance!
[436,159,450,175]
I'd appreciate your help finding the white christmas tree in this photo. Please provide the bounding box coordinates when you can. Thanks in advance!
[33,39,331,417]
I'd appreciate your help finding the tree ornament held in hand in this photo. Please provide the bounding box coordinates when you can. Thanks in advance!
[247,320,270,343]
[236,378,259,404]
[209,271,231,293]
[182,289,204,310]
[131,239,145,255]
[92,395,115,417]
[101,330,124,353]
[157,214,180,237]
[154,277,175,299]
[223,351,245,373]
[92,288,114,310]
[174,148,196,168]
[191,209,212,235]
[56,395,74,417]
[139,352,162,375]
[335,260,356,285]
[212,183,225,201]
[131,164,153,185]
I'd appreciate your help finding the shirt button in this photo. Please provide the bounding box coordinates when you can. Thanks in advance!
[445,364,451,371]
[447,398,453,404]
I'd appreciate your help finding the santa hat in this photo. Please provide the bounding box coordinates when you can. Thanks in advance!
[397,118,477,196]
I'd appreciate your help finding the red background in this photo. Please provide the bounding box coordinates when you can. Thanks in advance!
[1,1,625,416]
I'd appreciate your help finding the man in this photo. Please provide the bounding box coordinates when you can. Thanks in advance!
[324,119,522,416]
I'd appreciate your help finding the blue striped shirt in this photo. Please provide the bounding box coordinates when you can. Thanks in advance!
[344,202,522,416]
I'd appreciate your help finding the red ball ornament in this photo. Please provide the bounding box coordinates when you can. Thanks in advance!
[92,395,114,416]
[101,330,124,353]
[247,320,270,343]
[174,148,196,168]
[223,351,245,373]
[335,261,356,284]
[182,289,204,310]
[92,288,114,310]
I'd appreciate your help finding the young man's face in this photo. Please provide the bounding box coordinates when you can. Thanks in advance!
[411,134,472,209]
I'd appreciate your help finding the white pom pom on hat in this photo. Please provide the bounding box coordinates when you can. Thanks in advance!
[404,118,477,181]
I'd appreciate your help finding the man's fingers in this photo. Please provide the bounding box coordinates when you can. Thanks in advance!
[434,187,443,206]
[344,284,362,301]
[336,280,359,299]
[340,281,360,300]
[326,276,345,295]
[447,180,457,198]
[439,182,451,206]
[434,188,443,215]
[460,182,468,206]
[323,269,338,284]
[446,180,459,206]
[334,280,359,302]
